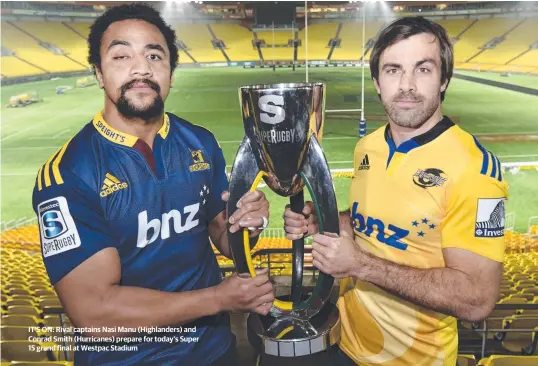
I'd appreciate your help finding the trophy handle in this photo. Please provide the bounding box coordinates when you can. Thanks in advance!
[238,136,339,317]
[292,134,339,315]
[227,137,261,274]
[289,191,305,304]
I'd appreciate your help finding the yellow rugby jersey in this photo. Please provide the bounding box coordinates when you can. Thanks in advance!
[339,117,508,366]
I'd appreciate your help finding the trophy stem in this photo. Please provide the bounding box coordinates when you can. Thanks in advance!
[289,191,305,304]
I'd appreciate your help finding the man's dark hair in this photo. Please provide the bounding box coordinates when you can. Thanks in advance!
[370,17,454,101]
[88,3,179,74]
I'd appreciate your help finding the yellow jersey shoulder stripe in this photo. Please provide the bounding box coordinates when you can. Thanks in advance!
[37,138,74,191]
[472,135,503,182]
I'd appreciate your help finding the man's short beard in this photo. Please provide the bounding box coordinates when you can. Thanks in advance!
[382,93,440,129]
[116,79,164,122]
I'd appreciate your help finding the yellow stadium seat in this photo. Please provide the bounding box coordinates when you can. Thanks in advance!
[1,326,41,341]
[7,306,41,317]
[6,300,34,307]
[1,315,41,327]
[478,355,538,365]
[457,354,477,366]
[501,317,538,354]
[0,341,51,362]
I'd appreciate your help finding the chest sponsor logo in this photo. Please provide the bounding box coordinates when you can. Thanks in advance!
[137,203,200,248]
[37,197,81,257]
[413,168,447,189]
[351,202,409,250]
[189,150,210,172]
[100,173,128,197]
[475,198,505,238]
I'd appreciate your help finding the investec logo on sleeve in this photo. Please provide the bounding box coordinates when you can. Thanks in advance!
[475,198,505,238]
[37,197,81,257]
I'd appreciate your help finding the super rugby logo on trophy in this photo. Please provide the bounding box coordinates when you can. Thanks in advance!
[258,94,297,144]
[227,83,341,360]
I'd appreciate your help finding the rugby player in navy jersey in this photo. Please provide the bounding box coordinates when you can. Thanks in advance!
[32,4,273,365]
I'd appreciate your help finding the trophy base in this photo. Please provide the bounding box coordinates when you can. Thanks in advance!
[247,299,340,358]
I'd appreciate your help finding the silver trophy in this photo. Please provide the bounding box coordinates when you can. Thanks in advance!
[226,83,341,360]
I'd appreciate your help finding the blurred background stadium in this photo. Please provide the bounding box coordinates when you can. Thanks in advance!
[1,1,538,365]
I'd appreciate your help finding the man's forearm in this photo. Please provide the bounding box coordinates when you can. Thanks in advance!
[83,285,221,337]
[338,210,354,236]
[356,255,489,321]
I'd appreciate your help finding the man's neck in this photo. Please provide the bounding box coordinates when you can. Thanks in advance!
[388,108,443,147]
[103,104,163,149]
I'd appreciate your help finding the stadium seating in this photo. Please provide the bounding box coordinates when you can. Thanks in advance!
[435,19,475,40]
[15,21,89,67]
[452,17,522,70]
[210,24,259,62]
[0,57,45,78]
[297,23,339,61]
[1,22,86,74]
[174,23,226,63]
[64,22,91,39]
[2,16,537,77]
[471,17,538,68]
[331,21,385,61]
[255,30,296,62]
[477,355,538,365]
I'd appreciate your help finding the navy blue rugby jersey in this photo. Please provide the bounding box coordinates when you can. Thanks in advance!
[32,111,234,365]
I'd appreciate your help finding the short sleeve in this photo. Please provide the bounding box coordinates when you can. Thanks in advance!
[206,136,228,220]
[32,171,116,285]
[441,168,509,262]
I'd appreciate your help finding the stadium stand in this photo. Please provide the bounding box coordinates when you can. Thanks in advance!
[452,17,523,70]
[2,16,537,77]
[210,24,260,62]
[174,23,226,63]
[255,30,296,62]
[0,57,44,78]
[470,17,538,68]
[14,21,89,68]
[297,23,339,61]
[330,21,385,61]
[64,22,91,39]
[434,18,475,40]
[0,22,85,75]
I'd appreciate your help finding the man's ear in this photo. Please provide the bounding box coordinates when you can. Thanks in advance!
[373,77,381,95]
[440,77,449,93]
[94,66,105,89]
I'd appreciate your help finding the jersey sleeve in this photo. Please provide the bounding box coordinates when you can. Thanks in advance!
[32,171,116,285]
[207,136,229,220]
[441,167,509,262]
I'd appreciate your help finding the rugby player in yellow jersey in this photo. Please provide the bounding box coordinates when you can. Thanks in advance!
[283,17,507,366]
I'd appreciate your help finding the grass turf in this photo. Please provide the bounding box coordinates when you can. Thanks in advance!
[454,70,538,90]
[1,67,537,232]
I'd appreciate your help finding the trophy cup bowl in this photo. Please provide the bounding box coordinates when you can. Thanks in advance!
[227,83,341,359]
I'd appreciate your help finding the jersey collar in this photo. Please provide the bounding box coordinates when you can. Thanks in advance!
[384,116,455,154]
[92,111,171,147]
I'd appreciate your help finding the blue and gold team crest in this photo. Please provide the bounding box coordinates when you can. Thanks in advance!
[189,150,210,172]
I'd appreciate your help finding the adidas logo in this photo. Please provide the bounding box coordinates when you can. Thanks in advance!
[100,173,128,197]
[358,154,370,171]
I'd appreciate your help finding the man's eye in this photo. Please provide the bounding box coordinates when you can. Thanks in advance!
[148,54,162,61]
[387,69,398,74]
[418,68,430,73]
[113,56,128,60]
